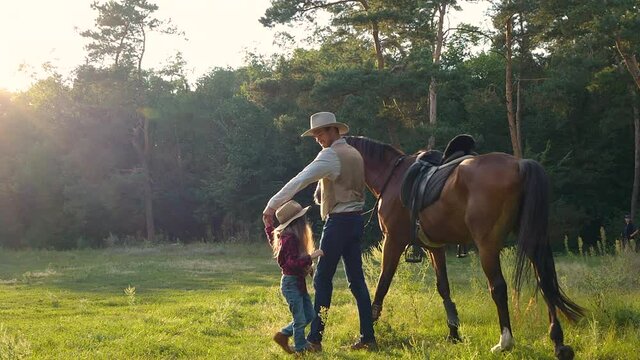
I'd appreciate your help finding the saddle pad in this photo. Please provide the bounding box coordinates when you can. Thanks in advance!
[401,155,473,210]
[401,155,474,248]
[420,156,472,209]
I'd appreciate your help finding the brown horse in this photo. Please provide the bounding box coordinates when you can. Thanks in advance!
[345,136,584,360]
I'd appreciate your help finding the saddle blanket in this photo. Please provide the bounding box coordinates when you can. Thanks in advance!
[400,134,476,248]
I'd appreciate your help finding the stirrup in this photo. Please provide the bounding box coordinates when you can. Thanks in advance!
[404,244,424,263]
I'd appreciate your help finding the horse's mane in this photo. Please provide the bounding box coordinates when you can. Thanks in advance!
[344,136,405,161]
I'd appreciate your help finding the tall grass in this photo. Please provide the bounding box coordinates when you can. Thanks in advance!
[0,324,32,360]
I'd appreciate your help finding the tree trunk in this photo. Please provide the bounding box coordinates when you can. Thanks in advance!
[505,16,522,158]
[386,119,400,149]
[174,122,184,187]
[427,3,447,150]
[359,0,384,70]
[115,22,131,67]
[138,24,155,242]
[382,100,400,147]
[631,86,640,219]
[372,21,384,70]
[142,131,155,242]
[516,78,523,156]
[617,38,640,91]
[132,117,155,242]
[359,0,393,146]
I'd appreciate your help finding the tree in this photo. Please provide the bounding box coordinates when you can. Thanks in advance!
[490,0,526,158]
[427,1,461,149]
[532,0,640,223]
[533,0,640,91]
[631,87,640,218]
[81,0,179,241]
[261,0,407,145]
[261,0,387,69]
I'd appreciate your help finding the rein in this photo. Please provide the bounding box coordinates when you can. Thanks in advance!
[363,155,408,227]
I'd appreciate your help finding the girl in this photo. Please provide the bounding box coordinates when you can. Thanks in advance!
[265,200,323,354]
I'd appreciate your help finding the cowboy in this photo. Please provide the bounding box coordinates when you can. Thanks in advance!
[262,111,376,351]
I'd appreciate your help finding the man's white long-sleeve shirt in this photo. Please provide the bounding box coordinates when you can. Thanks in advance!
[265,138,365,214]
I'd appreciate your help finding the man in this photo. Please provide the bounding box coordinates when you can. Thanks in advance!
[622,214,638,250]
[263,111,376,351]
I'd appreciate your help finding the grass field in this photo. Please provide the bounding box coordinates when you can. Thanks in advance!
[0,240,639,359]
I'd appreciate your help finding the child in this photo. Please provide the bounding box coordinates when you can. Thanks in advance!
[265,200,324,354]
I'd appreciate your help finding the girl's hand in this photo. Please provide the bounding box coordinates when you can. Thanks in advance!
[311,249,324,259]
[305,265,314,277]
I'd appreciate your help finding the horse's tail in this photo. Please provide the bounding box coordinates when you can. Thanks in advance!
[515,159,585,322]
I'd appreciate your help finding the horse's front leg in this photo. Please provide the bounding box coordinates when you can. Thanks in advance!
[428,247,461,342]
[372,232,405,321]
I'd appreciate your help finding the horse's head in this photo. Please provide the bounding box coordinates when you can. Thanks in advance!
[344,136,404,163]
[345,136,407,194]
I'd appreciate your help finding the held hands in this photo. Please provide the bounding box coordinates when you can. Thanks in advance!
[305,265,314,277]
[262,207,275,227]
[306,250,323,277]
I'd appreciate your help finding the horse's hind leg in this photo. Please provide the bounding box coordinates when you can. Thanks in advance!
[371,233,405,321]
[428,247,461,342]
[545,300,574,359]
[478,246,515,353]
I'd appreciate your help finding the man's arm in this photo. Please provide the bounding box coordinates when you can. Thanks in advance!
[263,149,340,216]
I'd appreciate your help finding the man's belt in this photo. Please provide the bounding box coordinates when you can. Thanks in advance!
[329,211,362,217]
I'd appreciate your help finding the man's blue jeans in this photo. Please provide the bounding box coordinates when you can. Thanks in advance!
[280,275,314,351]
[307,213,375,343]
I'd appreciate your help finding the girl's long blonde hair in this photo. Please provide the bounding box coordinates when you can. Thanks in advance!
[272,217,314,258]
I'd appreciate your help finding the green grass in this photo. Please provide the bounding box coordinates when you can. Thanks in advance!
[0,242,639,359]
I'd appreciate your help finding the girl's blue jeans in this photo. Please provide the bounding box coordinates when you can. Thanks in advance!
[280,275,315,351]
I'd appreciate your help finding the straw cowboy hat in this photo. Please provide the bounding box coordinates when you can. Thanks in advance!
[301,112,350,137]
[275,200,311,232]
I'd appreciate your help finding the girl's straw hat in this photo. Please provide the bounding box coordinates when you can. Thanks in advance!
[275,200,310,232]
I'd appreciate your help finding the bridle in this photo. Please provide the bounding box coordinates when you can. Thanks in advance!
[363,155,408,227]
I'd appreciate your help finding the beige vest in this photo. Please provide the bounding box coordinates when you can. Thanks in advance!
[319,142,365,220]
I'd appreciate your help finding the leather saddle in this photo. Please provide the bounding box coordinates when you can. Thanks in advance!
[400,134,476,247]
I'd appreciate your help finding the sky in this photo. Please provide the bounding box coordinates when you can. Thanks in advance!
[0,0,491,92]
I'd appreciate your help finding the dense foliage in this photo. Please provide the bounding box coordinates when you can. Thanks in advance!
[1,0,639,249]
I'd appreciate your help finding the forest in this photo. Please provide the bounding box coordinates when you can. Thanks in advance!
[1,0,639,249]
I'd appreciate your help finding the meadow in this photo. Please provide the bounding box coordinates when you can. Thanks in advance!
[0,239,639,359]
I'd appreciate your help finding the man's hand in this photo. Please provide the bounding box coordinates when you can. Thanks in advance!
[310,249,324,259]
[262,207,276,227]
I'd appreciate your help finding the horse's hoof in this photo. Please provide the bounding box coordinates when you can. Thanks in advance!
[490,344,502,353]
[555,345,574,360]
[447,325,461,343]
[372,303,382,322]
[446,334,462,343]
[490,328,515,353]
[491,342,515,353]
